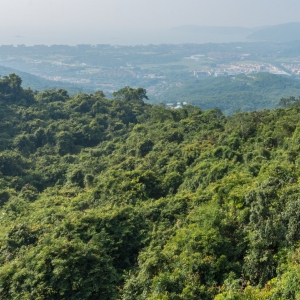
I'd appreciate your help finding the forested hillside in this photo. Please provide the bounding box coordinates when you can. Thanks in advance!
[0,74,300,299]
[157,73,300,115]
[0,65,93,94]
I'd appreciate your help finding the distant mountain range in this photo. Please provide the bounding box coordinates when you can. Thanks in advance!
[171,23,300,43]
[171,25,255,36]
[246,22,300,42]
[0,65,92,94]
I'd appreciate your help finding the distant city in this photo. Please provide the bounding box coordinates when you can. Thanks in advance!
[1,38,300,114]
[193,62,289,78]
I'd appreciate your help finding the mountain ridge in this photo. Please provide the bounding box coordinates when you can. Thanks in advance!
[246,22,300,42]
[0,65,92,94]
[170,23,300,43]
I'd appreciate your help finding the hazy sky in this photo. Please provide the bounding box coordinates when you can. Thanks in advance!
[1,0,300,44]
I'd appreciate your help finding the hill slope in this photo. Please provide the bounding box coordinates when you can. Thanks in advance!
[158,73,300,114]
[171,25,254,35]
[0,65,92,94]
[246,22,300,42]
[0,75,300,299]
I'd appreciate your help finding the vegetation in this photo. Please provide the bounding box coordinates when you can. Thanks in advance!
[0,65,93,95]
[3,41,300,111]
[158,73,300,115]
[0,74,300,299]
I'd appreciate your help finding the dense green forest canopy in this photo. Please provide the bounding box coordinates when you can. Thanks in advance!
[0,74,300,299]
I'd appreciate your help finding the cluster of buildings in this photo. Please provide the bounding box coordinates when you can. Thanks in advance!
[35,74,91,84]
[281,63,300,75]
[193,63,289,77]
[165,102,188,109]
[193,70,212,77]
[143,74,166,79]
[185,54,205,60]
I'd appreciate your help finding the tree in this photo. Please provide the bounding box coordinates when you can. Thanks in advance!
[279,96,300,107]
[0,73,35,105]
[112,86,148,102]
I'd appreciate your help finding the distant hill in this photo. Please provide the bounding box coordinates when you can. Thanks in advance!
[170,23,300,43]
[156,73,300,115]
[0,65,93,94]
[246,22,300,42]
[171,25,254,36]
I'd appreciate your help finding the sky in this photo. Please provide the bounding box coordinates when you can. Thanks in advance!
[1,0,300,45]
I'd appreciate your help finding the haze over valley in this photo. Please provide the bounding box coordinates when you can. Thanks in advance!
[2,31,300,114]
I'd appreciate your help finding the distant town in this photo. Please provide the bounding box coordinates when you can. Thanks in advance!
[193,62,289,77]
[1,42,300,104]
[281,63,300,75]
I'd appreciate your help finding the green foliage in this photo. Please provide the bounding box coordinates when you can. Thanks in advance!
[0,73,35,105]
[279,95,300,107]
[159,73,300,115]
[113,86,148,102]
[36,88,70,103]
[0,75,300,299]
[0,190,10,206]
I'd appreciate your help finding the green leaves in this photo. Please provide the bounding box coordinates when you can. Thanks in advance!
[1,77,300,299]
[113,86,148,102]
[0,74,35,105]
